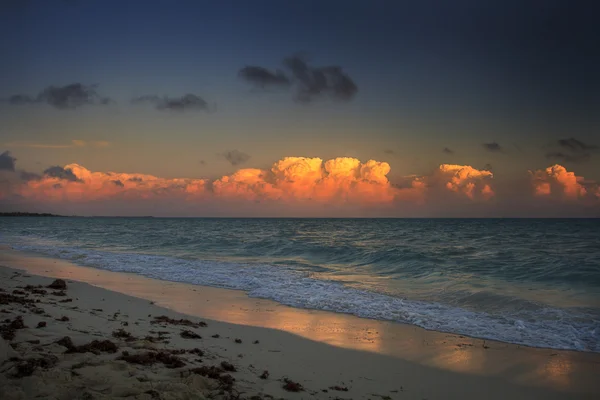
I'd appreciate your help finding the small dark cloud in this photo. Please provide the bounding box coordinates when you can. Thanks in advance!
[284,56,358,102]
[383,149,394,155]
[53,183,63,189]
[443,147,454,154]
[482,142,503,152]
[239,55,358,103]
[8,95,35,105]
[558,137,598,152]
[222,150,251,166]
[7,83,112,109]
[128,177,143,182]
[43,166,81,182]
[112,179,124,187]
[238,66,290,88]
[131,94,209,112]
[199,160,207,166]
[0,151,16,171]
[20,171,41,181]
[483,163,493,171]
[545,137,598,164]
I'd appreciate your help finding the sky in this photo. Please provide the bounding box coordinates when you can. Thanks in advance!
[0,0,599,217]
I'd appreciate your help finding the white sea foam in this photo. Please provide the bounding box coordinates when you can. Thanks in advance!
[8,242,600,353]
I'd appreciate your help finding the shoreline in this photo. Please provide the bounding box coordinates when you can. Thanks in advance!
[1,248,599,399]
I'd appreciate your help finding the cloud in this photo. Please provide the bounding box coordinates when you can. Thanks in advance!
[238,66,291,88]
[6,157,499,212]
[530,164,593,199]
[482,142,503,152]
[0,151,16,171]
[239,55,358,103]
[131,94,209,112]
[222,150,251,166]
[284,56,358,102]
[4,140,110,149]
[443,147,454,154]
[199,160,207,166]
[545,138,598,164]
[43,166,82,182]
[15,164,208,203]
[433,164,494,200]
[558,138,598,152]
[20,171,41,181]
[7,83,112,109]
[383,149,394,155]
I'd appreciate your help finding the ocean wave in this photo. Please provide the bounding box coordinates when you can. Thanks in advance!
[8,241,600,353]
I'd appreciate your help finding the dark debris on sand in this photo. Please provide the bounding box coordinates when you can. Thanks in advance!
[180,329,202,339]
[259,370,269,380]
[1,316,27,340]
[220,361,236,372]
[119,351,186,368]
[47,279,67,290]
[112,328,136,341]
[282,378,304,392]
[0,292,35,306]
[330,385,349,391]
[151,315,207,328]
[12,355,59,378]
[56,336,119,355]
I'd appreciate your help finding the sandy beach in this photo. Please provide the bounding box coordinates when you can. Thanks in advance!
[1,249,599,400]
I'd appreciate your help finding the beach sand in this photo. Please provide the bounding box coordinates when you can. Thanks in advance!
[1,249,599,399]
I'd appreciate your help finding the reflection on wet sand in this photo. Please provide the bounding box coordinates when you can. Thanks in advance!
[1,249,599,395]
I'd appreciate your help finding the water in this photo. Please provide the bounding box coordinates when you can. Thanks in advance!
[1,217,599,352]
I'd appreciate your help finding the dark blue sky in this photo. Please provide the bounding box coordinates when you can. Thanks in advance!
[0,0,598,181]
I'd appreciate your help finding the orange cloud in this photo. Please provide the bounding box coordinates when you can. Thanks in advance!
[436,164,494,200]
[10,158,497,209]
[18,163,209,202]
[530,164,589,199]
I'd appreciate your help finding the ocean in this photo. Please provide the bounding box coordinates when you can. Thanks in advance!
[1,217,598,352]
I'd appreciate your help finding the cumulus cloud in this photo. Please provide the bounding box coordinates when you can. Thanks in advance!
[131,94,209,112]
[433,164,494,200]
[15,164,209,203]
[222,150,251,166]
[239,55,358,103]
[545,137,598,163]
[238,66,291,88]
[5,157,500,212]
[530,164,594,199]
[0,151,16,171]
[482,142,503,152]
[6,83,112,109]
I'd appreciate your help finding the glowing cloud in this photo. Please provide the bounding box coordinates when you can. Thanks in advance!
[530,164,590,199]
[17,164,209,202]
[436,164,494,200]
[5,157,499,214]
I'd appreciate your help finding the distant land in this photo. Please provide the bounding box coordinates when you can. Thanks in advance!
[0,212,66,217]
